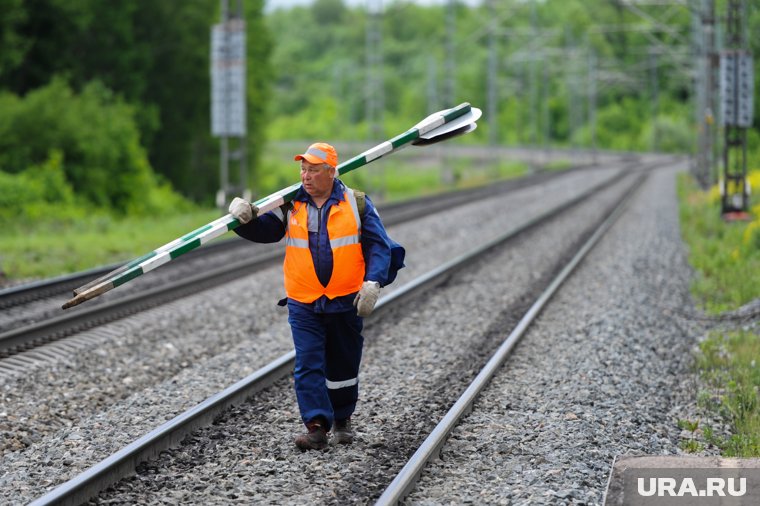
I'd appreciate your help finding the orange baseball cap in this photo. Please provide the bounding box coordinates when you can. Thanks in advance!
[294,142,338,168]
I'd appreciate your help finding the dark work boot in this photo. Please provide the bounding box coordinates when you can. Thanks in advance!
[332,418,354,445]
[294,420,328,450]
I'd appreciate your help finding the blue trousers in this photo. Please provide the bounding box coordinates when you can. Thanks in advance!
[287,302,364,430]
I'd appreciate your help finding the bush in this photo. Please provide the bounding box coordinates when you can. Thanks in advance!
[0,78,189,216]
[0,150,87,223]
[641,114,693,153]
[0,171,39,221]
[595,98,646,151]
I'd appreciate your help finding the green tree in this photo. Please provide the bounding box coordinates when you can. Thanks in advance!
[0,78,184,214]
[262,0,724,157]
[0,0,27,79]
[0,0,272,204]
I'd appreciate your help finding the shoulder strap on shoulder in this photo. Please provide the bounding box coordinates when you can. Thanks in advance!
[353,190,366,219]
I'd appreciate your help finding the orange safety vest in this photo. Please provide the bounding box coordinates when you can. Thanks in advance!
[283,189,365,303]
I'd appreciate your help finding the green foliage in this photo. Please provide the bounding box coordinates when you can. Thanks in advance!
[544,160,574,172]
[680,439,703,453]
[0,0,26,78]
[0,0,272,203]
[0,150,82,222]
[269,96,348,140]
[678,418,700,433]
[642,113,693,153]
[694,331,760,457]
[0,79,189,217]
[677,418,703,453]
[594,98,647,151]
[263,0,726,156]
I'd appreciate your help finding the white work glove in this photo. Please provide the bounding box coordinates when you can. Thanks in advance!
[228,197,258,224]
[353,281,381,317]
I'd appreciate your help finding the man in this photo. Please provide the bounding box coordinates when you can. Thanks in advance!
[229,142,403,450]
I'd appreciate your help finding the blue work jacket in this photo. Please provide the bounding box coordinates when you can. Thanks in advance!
[234,179,404,313]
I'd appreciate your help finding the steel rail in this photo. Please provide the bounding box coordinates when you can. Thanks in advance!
[374,171,649,506]
[1,162,632,356]
[27,165,647,506]
[28,352,295,506]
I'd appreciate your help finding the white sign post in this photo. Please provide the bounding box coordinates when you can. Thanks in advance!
[211,16,248,208]
[211,20,246,137]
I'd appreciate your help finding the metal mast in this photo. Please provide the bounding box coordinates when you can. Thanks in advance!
[445,0,456,106]
[588,50,597,165]
[366,0,384,140]
[720,0,753,219]
[486,0,498,145]
[692,0,718,189]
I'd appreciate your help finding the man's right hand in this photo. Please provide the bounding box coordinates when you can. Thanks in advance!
[228,197,258,224]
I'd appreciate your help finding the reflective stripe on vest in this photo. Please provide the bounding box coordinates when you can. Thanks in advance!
[283,189,365,303]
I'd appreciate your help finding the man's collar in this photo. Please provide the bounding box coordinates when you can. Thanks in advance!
[295,179,346,204]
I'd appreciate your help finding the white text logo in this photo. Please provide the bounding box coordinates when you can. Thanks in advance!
[637,477,746,497]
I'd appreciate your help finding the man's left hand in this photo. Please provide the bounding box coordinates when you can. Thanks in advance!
[353,281,381,317]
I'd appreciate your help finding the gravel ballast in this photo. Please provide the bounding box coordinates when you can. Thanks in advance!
[0,162,677,505]
[406,162,717,504]
[85,168,642,504]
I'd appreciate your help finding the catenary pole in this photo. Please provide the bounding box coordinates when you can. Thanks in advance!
[486,0,498,146]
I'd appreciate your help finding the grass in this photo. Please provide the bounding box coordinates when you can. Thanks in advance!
[543,159,574,172]
[695,331,760,456]
[0,209,221,281]
[677,169,760,456]
[677,172,760,313]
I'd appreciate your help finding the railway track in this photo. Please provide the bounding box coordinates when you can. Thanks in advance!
[0,161,627,359]
[1,153,644,315]
[23,160,662,505]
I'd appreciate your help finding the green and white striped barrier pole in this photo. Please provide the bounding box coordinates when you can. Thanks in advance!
[63,102,481,309]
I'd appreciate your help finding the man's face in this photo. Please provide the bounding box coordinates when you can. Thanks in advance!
[300,160,335,199]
